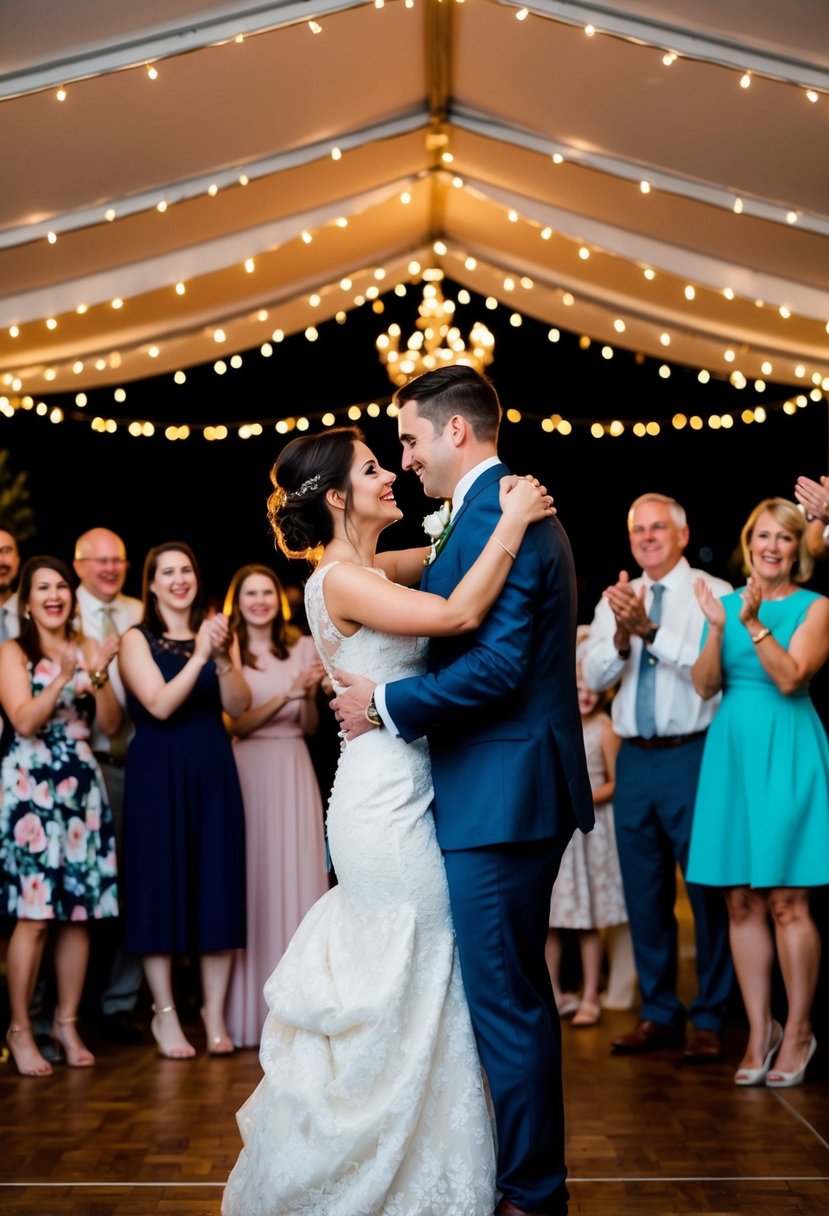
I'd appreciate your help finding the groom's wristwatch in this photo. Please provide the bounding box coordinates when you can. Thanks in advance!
[365,693,384,729]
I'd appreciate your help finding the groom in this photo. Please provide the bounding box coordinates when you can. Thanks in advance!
[332,365,594,1216]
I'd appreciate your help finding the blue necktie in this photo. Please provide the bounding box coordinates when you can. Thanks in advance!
[635,583,664,739]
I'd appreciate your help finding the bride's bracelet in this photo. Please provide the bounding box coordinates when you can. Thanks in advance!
[492,537,517,561]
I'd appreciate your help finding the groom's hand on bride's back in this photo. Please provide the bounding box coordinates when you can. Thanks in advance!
[330,669,378,740]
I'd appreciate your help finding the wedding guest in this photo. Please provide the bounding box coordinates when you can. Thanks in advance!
[0,520,21,642]
[0,556,121,1075]
[222,565,328,1047]
[582,493,734,1062]
[687,498,829,1087]
[73,527,144,1041]
[118,542,250,1059]
[547,626,628,1027]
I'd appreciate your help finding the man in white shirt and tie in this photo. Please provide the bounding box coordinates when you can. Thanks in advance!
[582,493,735,1063]
[74,527,144,1040]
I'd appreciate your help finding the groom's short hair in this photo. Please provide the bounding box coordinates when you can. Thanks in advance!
[394,365,501,443]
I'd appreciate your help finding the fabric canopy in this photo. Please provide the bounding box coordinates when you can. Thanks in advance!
[2,0,828,400]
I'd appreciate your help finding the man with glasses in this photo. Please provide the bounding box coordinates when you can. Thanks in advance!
[74,527,144,1040]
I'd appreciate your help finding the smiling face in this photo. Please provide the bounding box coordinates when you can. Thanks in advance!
[629,499,688,581]
[149,549,197,618]
[26,566,73,633]
[238,572,281,628]
[345,440,403,530]
[748,510,799,584]
[576,672,600,718]
[397,401,458,500]
[73,528,128,602]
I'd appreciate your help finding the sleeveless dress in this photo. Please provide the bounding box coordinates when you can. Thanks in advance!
[0,648,118,921]
[687,588,829,888]
[226,636,329,1048]
[122,627,246,954]
[222,563,496,1216]
[549,712,627,929]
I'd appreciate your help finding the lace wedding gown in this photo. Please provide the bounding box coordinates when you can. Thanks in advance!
[222,564,496,1216]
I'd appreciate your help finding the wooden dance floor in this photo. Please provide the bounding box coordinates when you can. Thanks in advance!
[1,989,827,1216]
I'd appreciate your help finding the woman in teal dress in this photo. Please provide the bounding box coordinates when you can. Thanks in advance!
[687,498,829,1089]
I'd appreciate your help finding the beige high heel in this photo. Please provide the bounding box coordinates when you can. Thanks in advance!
[51,1014,95,1067]
[5,1023,54,1077]
[150,1004,196,1059]
[200,1006,234,1055]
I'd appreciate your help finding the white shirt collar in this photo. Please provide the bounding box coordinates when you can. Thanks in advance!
[451,456,501,516]
[640,555,690,591]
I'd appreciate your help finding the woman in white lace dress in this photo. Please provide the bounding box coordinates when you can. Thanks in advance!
[221,427,553,1216]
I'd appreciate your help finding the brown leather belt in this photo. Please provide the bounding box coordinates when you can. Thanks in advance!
[626,730,707,751]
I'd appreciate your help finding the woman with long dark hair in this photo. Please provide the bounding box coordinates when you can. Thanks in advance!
[119,542,250,1059]
[0,556,121,1075]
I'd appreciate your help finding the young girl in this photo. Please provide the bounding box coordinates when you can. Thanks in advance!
[546,626,631,1026]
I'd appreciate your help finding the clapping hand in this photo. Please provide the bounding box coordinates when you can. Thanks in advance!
[794,475,829,523]
[738,576,763,629]
[694,577,726,629]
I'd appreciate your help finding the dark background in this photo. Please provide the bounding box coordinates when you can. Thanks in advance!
[3,278,828,627]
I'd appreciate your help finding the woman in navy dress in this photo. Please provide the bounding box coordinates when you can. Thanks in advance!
[119,542,250,1058]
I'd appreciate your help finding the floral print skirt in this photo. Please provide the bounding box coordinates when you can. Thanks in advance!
[1,731,118,921]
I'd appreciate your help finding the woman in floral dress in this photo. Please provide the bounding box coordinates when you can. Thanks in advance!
[0,556,122,1076]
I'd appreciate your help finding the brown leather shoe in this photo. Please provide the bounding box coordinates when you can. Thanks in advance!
[684,1029,723,1063]
[610,1018,685,1054]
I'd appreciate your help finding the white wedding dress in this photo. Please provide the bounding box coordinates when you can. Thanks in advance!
[222,564,497,1216]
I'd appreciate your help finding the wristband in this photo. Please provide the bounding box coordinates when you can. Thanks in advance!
[750,627,771,645]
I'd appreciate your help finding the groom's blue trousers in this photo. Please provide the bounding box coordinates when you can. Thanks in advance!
[443,834,572,1215]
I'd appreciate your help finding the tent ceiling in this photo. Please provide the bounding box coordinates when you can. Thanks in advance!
[2,0,827,399]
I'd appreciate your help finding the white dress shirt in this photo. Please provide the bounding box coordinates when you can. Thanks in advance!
[0,591,20,640]
[581,556,733,739]
[75,584,143,752]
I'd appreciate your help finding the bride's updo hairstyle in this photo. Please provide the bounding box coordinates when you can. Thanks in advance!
[268,425,364,560]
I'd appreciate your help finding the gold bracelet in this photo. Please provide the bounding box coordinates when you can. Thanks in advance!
[751,627,771,644]
[492,537,517,561]
[215,662,233,675]
[89,669,109,691]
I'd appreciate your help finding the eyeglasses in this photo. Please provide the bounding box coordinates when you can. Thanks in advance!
[76,557,128,567]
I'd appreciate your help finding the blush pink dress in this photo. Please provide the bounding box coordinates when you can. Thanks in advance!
[225,635,330,1047]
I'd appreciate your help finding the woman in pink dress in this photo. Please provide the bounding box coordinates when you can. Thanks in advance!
[223,564,329,1047]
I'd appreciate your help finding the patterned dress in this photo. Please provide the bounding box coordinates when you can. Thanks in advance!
[549,712,627,930]
[0,648,118,921]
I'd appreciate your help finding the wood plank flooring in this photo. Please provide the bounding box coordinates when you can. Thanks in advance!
[1,999,827,1216]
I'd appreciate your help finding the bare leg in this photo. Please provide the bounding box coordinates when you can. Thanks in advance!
[767,888,820,1076]
[602,922,637,1010]
[5,920,52,1076]
[545,929,579,1014]
[143,954,196,1058]
[578,930,603,1007]
[52,924,94,1066]
[725,886,776,1069]
[200,950,234,1053]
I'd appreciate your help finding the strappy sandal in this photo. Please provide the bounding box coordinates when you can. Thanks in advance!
[150,1004,196,1059]
[50,1014,95,1067]
[5,1023,54,1077]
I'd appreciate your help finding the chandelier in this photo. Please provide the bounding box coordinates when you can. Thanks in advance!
[376,277,495,388]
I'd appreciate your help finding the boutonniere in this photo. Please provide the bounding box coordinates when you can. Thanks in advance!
[423,500,453,566]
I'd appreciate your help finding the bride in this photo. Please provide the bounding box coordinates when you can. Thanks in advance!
[222,426,553,1216]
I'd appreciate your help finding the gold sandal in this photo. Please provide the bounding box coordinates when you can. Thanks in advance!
[51,1014,95,1067]
[6,1023,54,1077]
[150,1004,196,1060]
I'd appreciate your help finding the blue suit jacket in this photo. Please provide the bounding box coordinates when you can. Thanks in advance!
[385,463,594,850]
